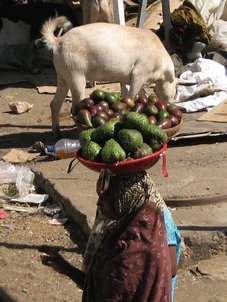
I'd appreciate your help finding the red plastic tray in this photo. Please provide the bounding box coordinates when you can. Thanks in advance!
[76,143,167,175]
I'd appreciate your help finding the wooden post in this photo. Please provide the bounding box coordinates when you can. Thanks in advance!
[161,0,171,47]
[112,0,125,25]
[136,0,148,28]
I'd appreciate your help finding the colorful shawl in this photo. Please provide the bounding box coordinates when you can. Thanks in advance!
[82,170,172,302]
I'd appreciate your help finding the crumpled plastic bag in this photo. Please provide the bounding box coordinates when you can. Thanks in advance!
[0,161,35,198]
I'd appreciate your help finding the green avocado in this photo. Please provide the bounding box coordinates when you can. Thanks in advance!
[90,89,106,102]
[105,92,119,106]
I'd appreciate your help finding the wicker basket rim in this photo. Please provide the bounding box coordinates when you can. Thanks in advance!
[164,117,183,135]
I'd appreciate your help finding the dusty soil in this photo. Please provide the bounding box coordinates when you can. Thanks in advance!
[0,210,226,302]
[0,76,227,302]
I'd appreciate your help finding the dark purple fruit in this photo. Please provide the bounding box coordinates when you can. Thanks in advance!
[168,107,182,121]
[96,111,109,121]
[133,102,145,113]
[81,97,95,108]
[136,95,149,106]
[121,96,135,109]
[112,112,123,119]
[145,104,159,116]
[89,105,99,116]
[111,102,127,113]
[95,104,104,113]
[77,109,93,128]
[148,115,157,125]
[104,108,114,117]
[148,94,158,104]
[166,103,178,111]
[73,99,91,115]
[155,100,167,111]
[98,100,109,110]
[168,115,179,127]
[91,116,106,127]
[157,117,171,129]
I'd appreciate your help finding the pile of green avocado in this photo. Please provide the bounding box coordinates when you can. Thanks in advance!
[78,111,168,164]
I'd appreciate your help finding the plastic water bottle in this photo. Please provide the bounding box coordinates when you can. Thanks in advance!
[45,139,81,159]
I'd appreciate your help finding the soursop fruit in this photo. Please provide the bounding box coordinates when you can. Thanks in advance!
[122,112,149,134]
[144,124,168,149]
[101,139,126,163]
[81,141,101,162]
[147,140,163,152]
[91,118,122,144]
[117,128,143,153]
[132,143,153,159]
[79,128,95,145]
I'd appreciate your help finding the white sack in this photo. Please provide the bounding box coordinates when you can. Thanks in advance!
[175,58,227,112]
[189,0,227,26]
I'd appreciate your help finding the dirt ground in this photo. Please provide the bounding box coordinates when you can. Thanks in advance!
[0,77,227,302]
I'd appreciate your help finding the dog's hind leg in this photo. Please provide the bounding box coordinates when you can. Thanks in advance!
[69,74,86,116]
[50,75,69,138]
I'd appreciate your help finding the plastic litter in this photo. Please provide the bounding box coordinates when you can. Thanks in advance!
[10,193,49,205]
[48,217,68,226]
[0,161,35,198]
[45,139,81,159]
[0,209,8,219]
[43,204,62,216]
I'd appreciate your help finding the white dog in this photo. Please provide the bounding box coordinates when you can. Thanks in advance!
[42,16,180,137]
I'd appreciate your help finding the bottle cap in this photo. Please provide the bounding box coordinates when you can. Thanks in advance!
[46,145,55,153]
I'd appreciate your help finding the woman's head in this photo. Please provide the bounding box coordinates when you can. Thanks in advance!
[96,169,157,219]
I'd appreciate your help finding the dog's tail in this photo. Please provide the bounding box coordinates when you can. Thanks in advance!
[41,16,73,51]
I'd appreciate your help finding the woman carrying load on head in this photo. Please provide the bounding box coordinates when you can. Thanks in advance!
[83,169,181,302]
[40,169,181,302]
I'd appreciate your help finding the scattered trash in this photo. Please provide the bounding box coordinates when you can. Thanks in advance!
[9,101,33,114]
[29,141,46,155]
[2,148,39,163]
[10,193,49,205]
[48,217,68,226]
[0,223,14,230]
[43,204,62,216]
[3,204,41,213]
[0,161,35,198]
[0,209,8,219]
[0,183,18,199]
[45,138,81,159]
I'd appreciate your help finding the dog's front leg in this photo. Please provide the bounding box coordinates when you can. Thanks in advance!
[120,83,130,97]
